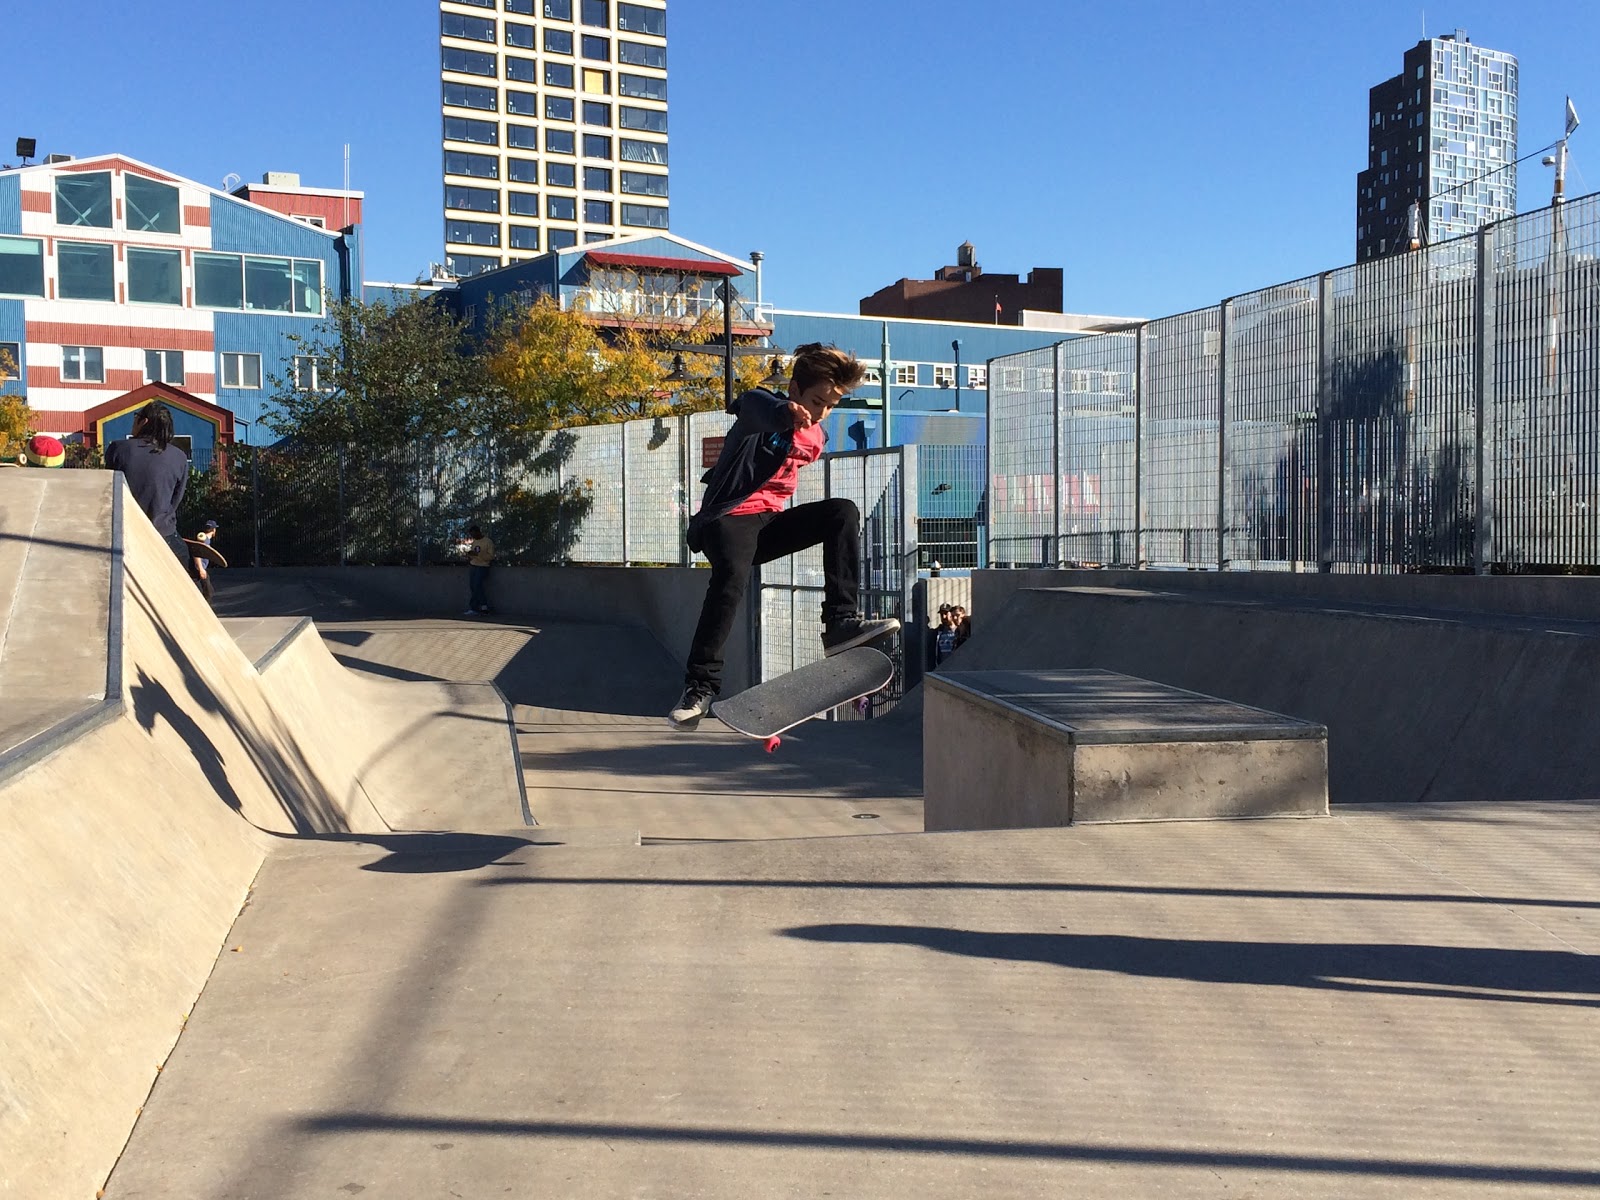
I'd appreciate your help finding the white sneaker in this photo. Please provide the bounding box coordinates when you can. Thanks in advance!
[668,685,716,729]
[462,609,479,616]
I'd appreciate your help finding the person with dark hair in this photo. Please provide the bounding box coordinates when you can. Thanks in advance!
[668,343,900,729]
[104,402,190,566]
[461,524,495,615]
[191,519,220,604]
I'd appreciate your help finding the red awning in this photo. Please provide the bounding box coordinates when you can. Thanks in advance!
[584,250,742,277]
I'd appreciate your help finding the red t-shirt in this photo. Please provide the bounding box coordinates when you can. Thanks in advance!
[726,423,826,515]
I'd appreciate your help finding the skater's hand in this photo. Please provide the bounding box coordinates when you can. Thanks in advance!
[786,400,814,428]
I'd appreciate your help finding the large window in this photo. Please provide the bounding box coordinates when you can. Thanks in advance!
[447,185,500,213]
[583,134,613,159]
[617,2,664,35]
[508,158,539,183]
[55,172,113,227]
[508,192,540,216]
[447,252,502,277]
[505,0,533,12]
[125,175,181,234]
[505,55,536,82]
[196,253,322,314]
[510,226,540,250]
[546,162,576,188]
[507,124,539,150]
[144,350,185,386]
[0,236,45,297]
[61,346,105,383]
[584,100,612,126]
[507,89,538,115]
[195,252,243,309]
[583,68,610,95]
[548,196,577,221]
[245,257,293,312]
[584,200,613,224]
[444,81,497,111]
[447,220,501,247]
[546,62,574,88]
[582,34,610,60]
[220,352,262,389]
[442,12,496,41]
[127,247,182,305]
[582,0,608,26]
[445,116,498,145]
[548,230,578,250]
[546,96,575,121]
[57,241,115,301]
[292,355,326,392]
[505,21,534,47]
[620,203,667,229]
[445,150,499,178]
[618,72,666,101]
[545,28,573,53]
[547,129,576,155]
[442,47,497,76]
[620,105,666,132]
[618,39,664,68]
[544,0,572,17]
[620,170,667,196]
[0,341,20,379]
[584,167,613,192]
[619,138,667,165]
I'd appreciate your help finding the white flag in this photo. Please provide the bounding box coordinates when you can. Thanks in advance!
[1566,97,1581,137]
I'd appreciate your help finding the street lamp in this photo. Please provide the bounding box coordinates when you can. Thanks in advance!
[663,278,784,410]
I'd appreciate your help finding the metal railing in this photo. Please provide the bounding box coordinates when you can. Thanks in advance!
[988,194,1600,573]
[569,287,774,328]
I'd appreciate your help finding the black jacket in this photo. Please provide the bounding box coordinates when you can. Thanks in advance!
[106,438,189,537]
[687,388,822,552]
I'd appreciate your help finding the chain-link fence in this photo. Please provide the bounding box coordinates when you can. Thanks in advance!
[988,194,1600,573]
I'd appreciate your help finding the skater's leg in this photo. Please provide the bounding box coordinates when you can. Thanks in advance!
[754,498,860,623]
[684,514,766,693]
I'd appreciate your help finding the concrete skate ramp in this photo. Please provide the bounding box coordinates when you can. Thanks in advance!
[954,582,1600,805]
[0,471,524,1200]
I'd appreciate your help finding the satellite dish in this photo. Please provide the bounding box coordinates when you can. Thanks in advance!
[221,172,242,193]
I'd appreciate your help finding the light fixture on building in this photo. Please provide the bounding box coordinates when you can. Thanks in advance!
[663,353,689,384]
[15,138,36,164]
[761,356,787,389]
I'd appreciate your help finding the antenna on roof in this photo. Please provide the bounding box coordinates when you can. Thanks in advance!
[221,172,242,193]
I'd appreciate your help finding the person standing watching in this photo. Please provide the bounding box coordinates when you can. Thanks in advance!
[463,524,495,616]
[191,519,220,604]
[104,402,189,567]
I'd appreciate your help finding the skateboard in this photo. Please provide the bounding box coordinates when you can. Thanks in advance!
[711,646,895,752]
[182,538,228,567]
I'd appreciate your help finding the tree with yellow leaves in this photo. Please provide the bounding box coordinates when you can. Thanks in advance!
[0,345,30,461]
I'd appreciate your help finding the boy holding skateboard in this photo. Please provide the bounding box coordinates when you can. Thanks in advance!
[669,343,899,729]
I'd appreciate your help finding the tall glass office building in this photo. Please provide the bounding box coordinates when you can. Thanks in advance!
[439,0,669,278]
[1356,30,1517,261]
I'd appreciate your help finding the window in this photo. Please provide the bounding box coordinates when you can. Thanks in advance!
[244,257,293,311]
[619,104,666,132]
[444,81,497,110]
[509,192,539,215]
[447,252,502,277]
[445,116,498,145]
[620,203,667,228]
[507,123,540,149]
[447,220,501,247]
[125,176,181,234]
[0,342,20,379]
[505,20,534,47]
[506,89,538,115]
[617,2,664,35]
[195,252,243,308]
[860,367,881,386]
[443,47,497,76]
[447,185,500,213]
[546,95,575,120]
[582,34,610,59]
[620,170,666,196]
[510,226,540,250]
[619,138,667,164]
[547,129,576,154]
[508,157,539,183]
[894,364,917,385]
[445,150,499,178]
[548,196,577,221]
[544,0,572,17]
[546,62,574,88]
[967,364,987,388]
[545,28,573,53]
[292,355,325,392]
[583,134,612,159]
[548,229,578,250]
[582,0,607,26]
[127,247,182,305]
[55,172,113,227]
[220,351,261,389]
[0,236,45,296]
[584,167,613,191]
[442,12,496,41]
[505,55,536,82]
[144,349,185,385]
[61,345,105,383]
[57,241,115,301]
[584,199,612,224]
[505,0,533,12]
[618,39,664,68]
[582,68,610,94]
[546,162,576,187]
[934,364,955,388]
[583,100,612,126]
[618,72,666,101]
[454,0,492,5]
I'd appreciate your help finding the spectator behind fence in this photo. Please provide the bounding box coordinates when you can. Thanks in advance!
[461,524,495,616]
[954,604,972,648]
[933,604,958,665]
[104,402,189,566]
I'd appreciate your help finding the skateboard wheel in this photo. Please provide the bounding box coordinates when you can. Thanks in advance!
[764,735,781,753]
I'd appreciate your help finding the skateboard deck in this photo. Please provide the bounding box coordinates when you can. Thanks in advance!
[182,538,227,567]
[712,646,894,749]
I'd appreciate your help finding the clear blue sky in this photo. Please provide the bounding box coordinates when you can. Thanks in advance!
[10,1,1599,319]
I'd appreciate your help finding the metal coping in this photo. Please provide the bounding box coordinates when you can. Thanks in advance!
[927,670,1326,745]
[250,617,314,672]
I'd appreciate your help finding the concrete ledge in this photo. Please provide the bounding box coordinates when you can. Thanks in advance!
[924,669,1328,830]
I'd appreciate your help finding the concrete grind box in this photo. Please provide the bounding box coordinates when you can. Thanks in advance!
[924,669,1328,830]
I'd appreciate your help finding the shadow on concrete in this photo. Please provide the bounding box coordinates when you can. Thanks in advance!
[270,831,545,873]
[785,924,1600,1007]
[286,1112,1600,1186]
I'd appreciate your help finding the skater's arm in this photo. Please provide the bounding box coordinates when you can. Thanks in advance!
[732,388,801,433]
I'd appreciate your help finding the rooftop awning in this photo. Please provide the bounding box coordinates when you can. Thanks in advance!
[583,250,742,277]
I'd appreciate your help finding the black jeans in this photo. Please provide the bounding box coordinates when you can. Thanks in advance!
[685,497,860,692]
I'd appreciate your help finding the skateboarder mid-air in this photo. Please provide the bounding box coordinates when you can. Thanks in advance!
[669,342,900,729]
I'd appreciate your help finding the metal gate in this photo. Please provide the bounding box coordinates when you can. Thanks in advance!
[754,445,919,714]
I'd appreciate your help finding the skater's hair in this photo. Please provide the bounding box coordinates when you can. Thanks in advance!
[789,343,865,395]
[132,402,175,451]
[467,524,483,538]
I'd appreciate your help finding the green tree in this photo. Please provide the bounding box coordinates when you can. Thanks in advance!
[0,346,29,461]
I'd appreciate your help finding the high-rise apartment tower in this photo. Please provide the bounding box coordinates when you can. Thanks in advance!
[439,0,668,278]
[1356,29,1517,261]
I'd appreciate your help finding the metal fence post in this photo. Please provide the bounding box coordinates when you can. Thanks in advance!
[619,422,630,566]
[1217,300,1231,570]
[1051,341,1063,566]
[1316,272,1335,572]
[1474,223,1496,574]
[337,445,348,567]
[1135,324,1146,568]
[250,446,260,568]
